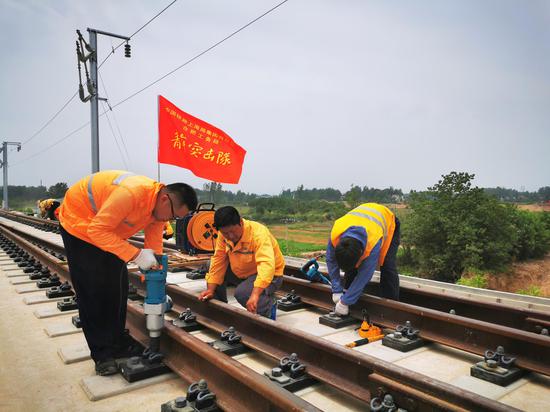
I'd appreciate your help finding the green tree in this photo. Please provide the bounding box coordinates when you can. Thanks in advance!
[344,184,361,208]
[406,172,516,282]
[47,182,68,199]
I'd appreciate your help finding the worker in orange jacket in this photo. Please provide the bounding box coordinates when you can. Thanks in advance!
[58,170,197,376]
[199,206,284,319]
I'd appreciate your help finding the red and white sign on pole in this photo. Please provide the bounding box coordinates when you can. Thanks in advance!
[158,95,246,184]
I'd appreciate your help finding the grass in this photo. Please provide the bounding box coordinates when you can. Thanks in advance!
[457,273,489,289]
[516,285,542,297]
[276,239,324,257]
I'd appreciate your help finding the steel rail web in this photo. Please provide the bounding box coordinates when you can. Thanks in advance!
[2,210,549,333]
[0,226,319,412]
[283,263,550,333]
[0,224,518,412]
[278,278,550,377]
[127,275,518,412]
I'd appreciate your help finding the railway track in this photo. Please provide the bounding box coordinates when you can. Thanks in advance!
[1,212,549,411]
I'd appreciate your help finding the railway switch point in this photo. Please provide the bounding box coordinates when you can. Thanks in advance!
[277,289,306,311]
[208,326,248,356]
[319,311,358,328]
[172,308,203,332]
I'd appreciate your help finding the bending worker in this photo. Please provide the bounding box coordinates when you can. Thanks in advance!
[198,206,284,319]
[327,202,400,316]
[38,198,61,220]
[58,170,197,376]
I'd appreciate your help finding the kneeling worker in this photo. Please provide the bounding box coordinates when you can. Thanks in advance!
[327,203,400,316]
[58,170,197,375]
[198,206,284,319]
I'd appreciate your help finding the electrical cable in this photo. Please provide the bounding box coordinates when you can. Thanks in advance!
[11,0,289,167]
[101,100,129,170]
[9,121,90,168]
[21,91,78,146]
[111,0,289,109]
[98,0,179,69]
[99,72,132,167]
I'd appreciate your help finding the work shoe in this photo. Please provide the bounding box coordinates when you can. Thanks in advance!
[95,359,118,376]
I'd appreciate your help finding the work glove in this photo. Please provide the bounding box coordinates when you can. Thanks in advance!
[133,249,157,271]
[332,293,343,304]
[334,300,349,316]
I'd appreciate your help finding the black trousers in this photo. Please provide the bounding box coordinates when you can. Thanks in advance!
[344,217,401,301]
[60,225,128,362]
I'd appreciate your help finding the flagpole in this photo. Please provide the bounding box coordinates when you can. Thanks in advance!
[157,95,161,182]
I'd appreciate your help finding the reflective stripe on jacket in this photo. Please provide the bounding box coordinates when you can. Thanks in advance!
[330,203,395,266]
[58,170,164,262]
[205,219,285,289]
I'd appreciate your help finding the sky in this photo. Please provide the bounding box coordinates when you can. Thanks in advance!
[1,0,549,194]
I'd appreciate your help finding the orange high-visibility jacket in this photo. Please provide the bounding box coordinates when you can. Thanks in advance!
[330,203,396,266]
[205,219,285,289]
[58,170,165,262]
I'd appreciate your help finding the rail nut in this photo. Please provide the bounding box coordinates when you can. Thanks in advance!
[486,359,498,369]
[174,397,187,408]
[271,367,283,377]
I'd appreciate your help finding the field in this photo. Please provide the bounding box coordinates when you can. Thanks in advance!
[268,222,330,257]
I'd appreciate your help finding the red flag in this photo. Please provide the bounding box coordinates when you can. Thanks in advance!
[158,95,246,184]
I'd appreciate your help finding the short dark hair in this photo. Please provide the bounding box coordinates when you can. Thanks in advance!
[214,206,241,229]
[166,183,198,212]
[335,237,363,272]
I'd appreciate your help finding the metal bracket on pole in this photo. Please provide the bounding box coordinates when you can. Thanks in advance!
[77,27,131,173]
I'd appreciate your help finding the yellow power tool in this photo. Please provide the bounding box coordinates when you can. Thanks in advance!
[346,310,384,348]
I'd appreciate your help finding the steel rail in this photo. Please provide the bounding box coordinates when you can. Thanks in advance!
[284,263,550,334]
[4,210,549,335]
[0,224,516,411]
[125,304,320,412]
[0,226,320,412]
[3,210,549,334]
[128,274,517,412]
[278,277,550,376]
[2,218,548,377]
